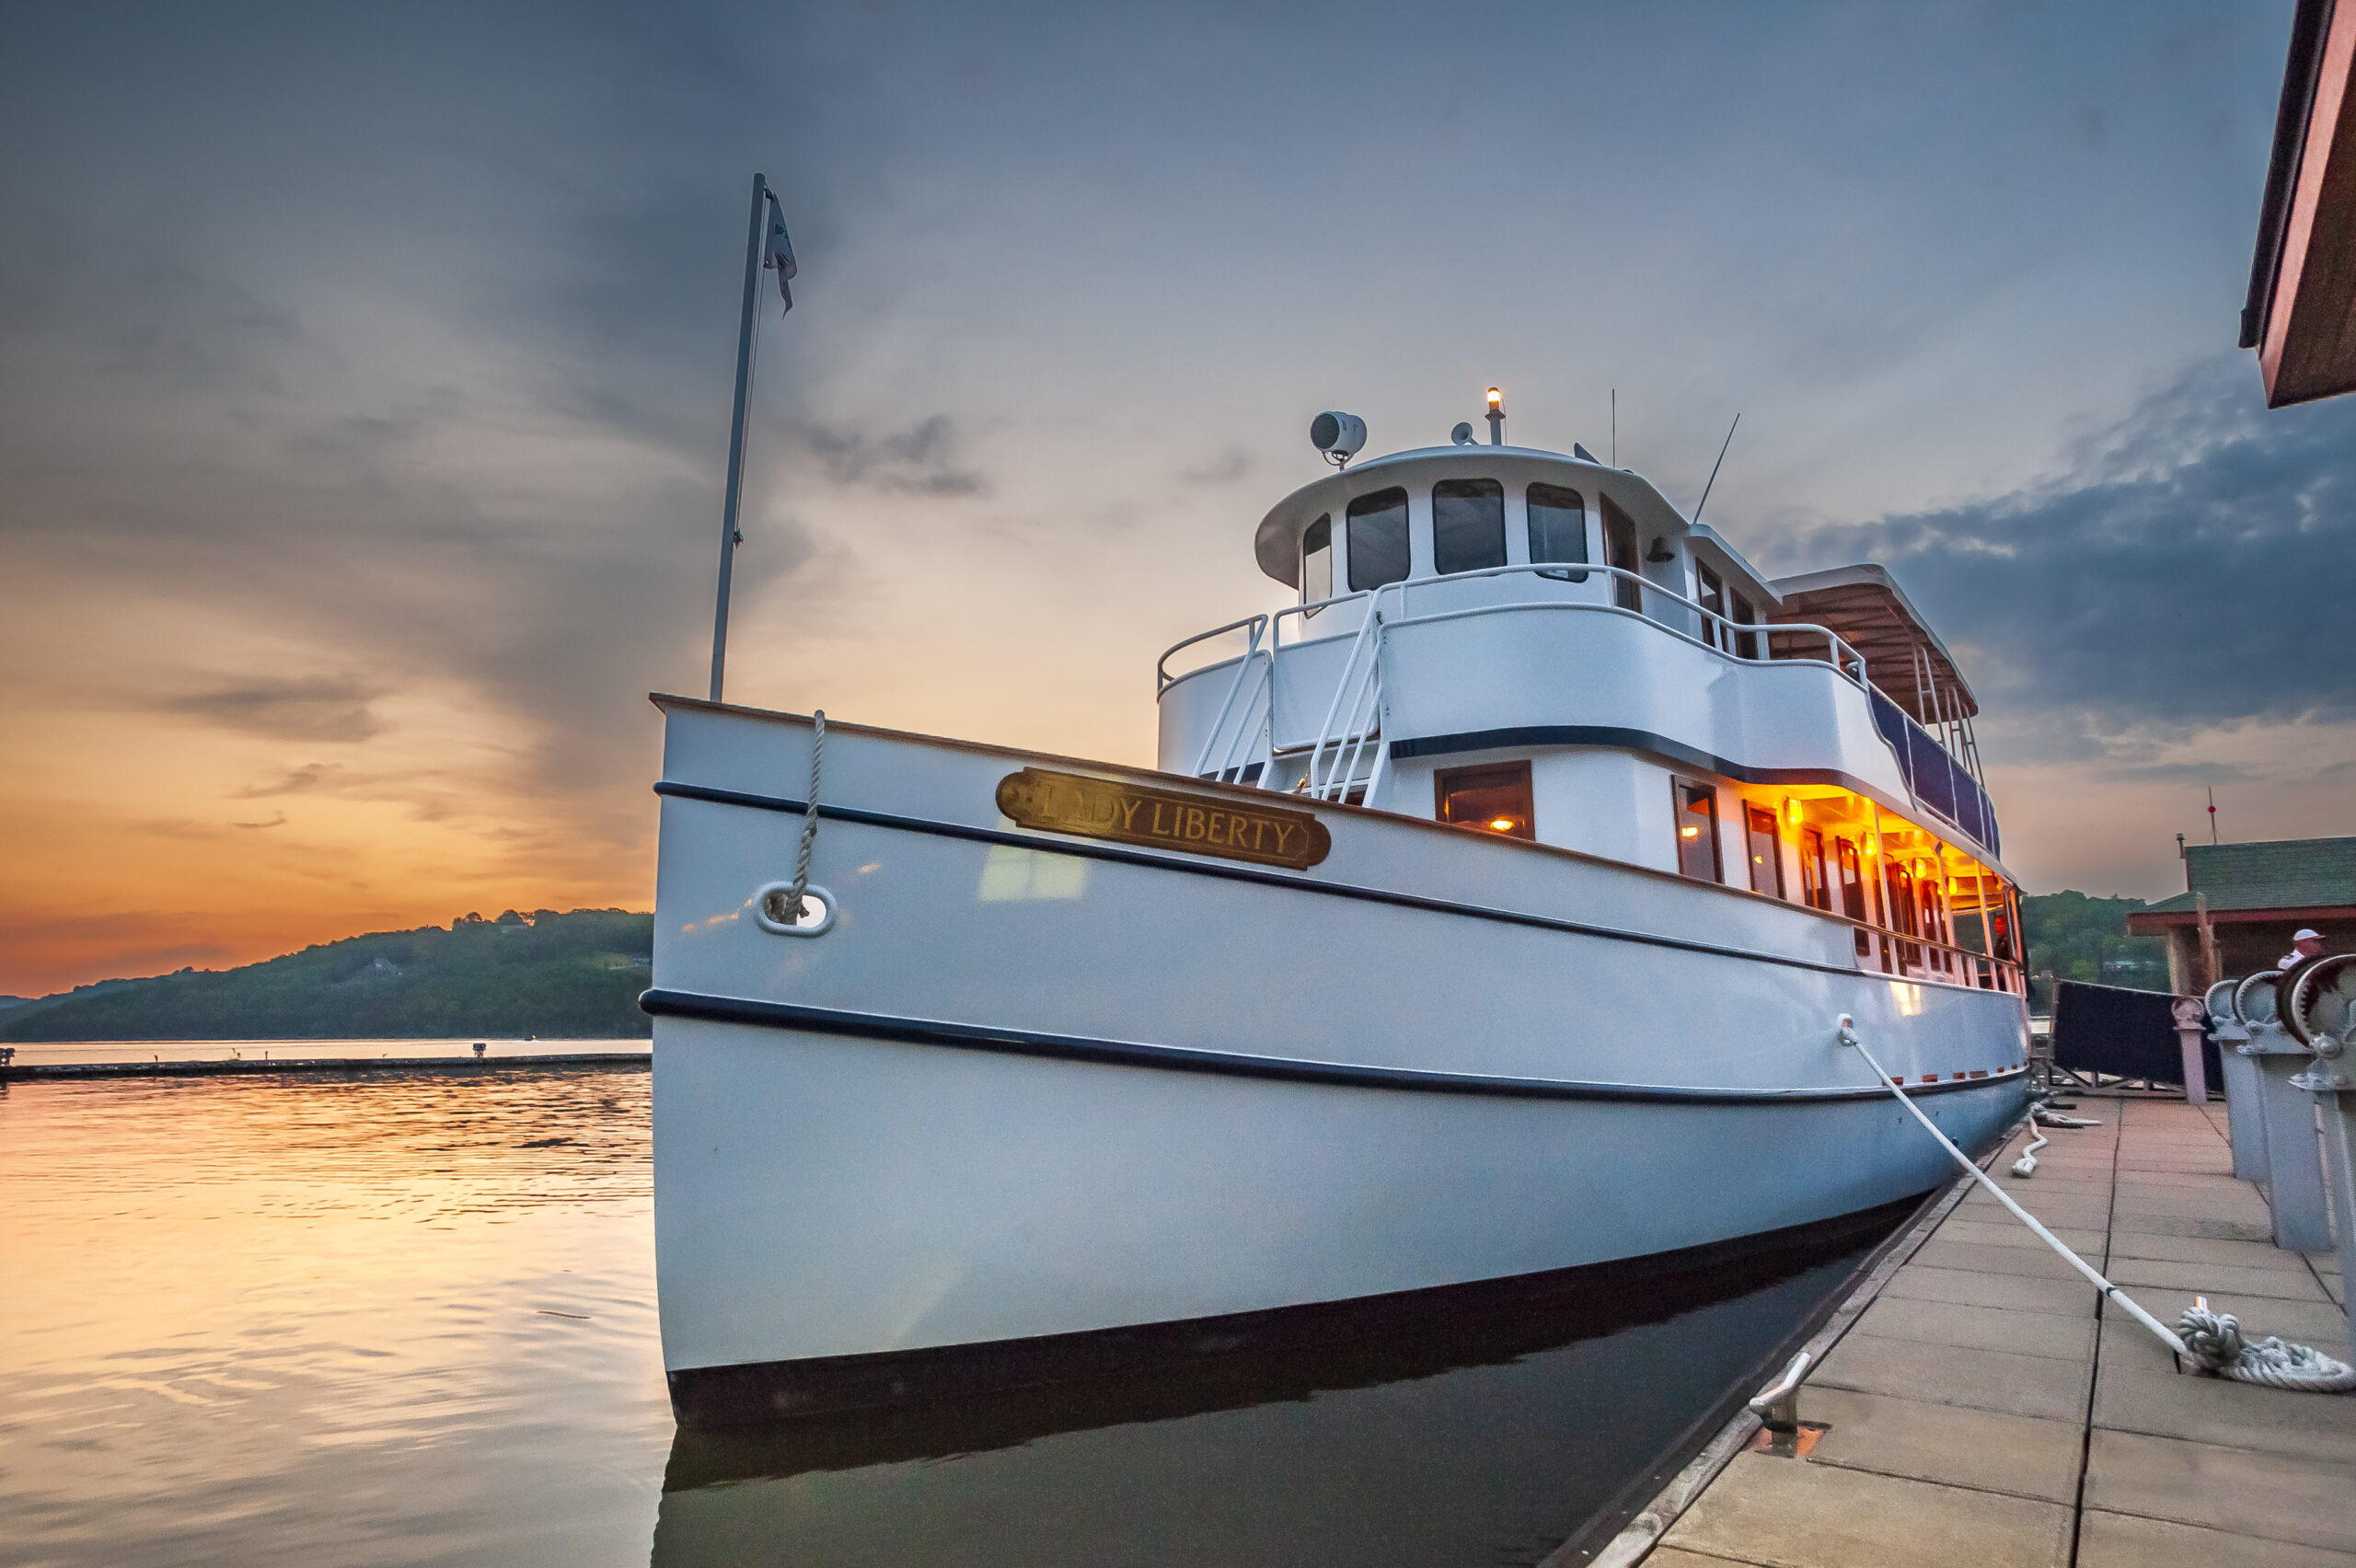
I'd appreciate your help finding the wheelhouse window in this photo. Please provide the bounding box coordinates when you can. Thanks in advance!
[1345,489,1410,591]
[1431,478,1506,576]
[1301,514,1332,617]
[1744,804,1784,898]
[1435,761,1534,840]
[1729,592,1761,659]
[1673,778,1722,881]
[1527,483,1588,581]
[1697,563,1727,650]
[1600,494,1642,611]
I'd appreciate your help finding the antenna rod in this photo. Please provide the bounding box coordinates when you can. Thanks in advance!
[2208,787,2220,845]
[1692,412,1740,524]
[710,172,770,703]
[1611,388,1616,466]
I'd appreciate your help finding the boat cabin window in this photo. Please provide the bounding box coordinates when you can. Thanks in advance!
[1600,494,1642,611]
[1527,483,1588,581]
[1431,478,1506,576]
[1835,836,1873,959]
[1744,804,1784,898]
[1729,592,1761,659]
[1672,778,1722,881]
[1346,489,1410,591]
[1301,514,1332,616]
[1697,563,1727,649]
[1435,761,1533,840]
[1799,827,1829,911]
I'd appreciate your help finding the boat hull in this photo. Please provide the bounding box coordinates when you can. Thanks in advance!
[646,699,2029,1424]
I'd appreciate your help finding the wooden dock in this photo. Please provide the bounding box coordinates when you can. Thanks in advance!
[1605,1096,2352,1567]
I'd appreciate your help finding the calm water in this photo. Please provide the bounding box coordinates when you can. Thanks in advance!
[6,1037,648,1066]
[0,1064,1892,1567]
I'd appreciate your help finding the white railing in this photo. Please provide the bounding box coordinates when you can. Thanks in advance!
[1152,560,1875,800]
[1299,596,1388,804]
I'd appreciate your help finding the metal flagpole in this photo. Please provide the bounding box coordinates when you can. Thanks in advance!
[710,172,770,702]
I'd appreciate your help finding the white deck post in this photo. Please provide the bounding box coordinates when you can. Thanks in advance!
[2214,1021,2270,1182]
[2250,1024,2335,1251]
[2292,1033,2356,1360]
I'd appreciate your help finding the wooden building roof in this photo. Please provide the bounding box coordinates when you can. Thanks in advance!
[2242,0,2356,408]
[2131,836,2356,926]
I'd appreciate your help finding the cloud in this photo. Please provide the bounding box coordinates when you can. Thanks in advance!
[152,678,386,743]
[1771,356,2356,763]
[232,811,289,830]
[1176,446,1253,486]
[790,415,987,497]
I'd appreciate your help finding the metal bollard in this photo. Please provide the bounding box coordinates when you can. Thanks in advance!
[2214,1022,2269,1182]
[2173,997,2210,1105]
[2292,1037,2356,1366]
[2249,1023,2335,1252]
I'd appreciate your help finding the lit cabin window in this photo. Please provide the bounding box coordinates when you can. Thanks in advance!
[1673,778,1721,881]
[1745,804,1784,898]
[1527,483,1588,581]
[1346,488,1410,591]
[1436,761,1533,840]
[1301,514,1332,616]
[1431,478,1505,575]
[1799,827,1830,911]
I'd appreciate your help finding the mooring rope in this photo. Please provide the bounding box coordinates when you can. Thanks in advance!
[1838,1015,2356,1393]
[784,709,825,922]
[2009,1104,2105,1178]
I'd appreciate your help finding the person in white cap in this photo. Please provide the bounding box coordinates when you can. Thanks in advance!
[2278,928,2326,969]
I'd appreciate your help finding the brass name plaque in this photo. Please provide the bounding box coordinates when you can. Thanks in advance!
[995,767,1331,870]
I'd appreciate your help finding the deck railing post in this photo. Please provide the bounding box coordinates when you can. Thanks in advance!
[2292,1035,2356,1361]
[2172,997,2210,1105]
[2248,1022,2336,1251]
[2213,1020,2269,1182]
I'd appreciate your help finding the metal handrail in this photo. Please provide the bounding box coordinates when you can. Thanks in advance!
[1186,617,1271,781]
[1157,613,1272,692]
[1242,560,1868,684]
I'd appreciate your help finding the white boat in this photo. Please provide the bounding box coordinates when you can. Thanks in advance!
[644,407,2031,1426]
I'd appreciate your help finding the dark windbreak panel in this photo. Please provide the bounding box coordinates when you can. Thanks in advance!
[1867,688,2001,857]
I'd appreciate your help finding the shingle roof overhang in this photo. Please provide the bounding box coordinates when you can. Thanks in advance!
[2242,0,2356,408]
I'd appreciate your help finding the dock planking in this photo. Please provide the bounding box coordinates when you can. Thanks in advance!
[1604,1095,2354,1567]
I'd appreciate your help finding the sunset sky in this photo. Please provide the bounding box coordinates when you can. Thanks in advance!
[6,1,2353,997]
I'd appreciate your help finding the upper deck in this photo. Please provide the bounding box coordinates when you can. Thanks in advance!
[1164,441,1999,864]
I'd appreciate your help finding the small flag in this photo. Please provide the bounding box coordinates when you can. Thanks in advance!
[763,195,796,313]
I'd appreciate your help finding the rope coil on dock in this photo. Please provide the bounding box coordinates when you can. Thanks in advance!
[1837,1015,2355,1395]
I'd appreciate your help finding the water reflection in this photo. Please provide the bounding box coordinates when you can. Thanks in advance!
[0,1067,667,1568]
[655,1211,1899,1568]
[0,1066,1904,1568]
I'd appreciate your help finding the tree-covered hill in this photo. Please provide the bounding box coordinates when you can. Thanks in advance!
[2,909,653,1042]
[2021,891,2169,1009]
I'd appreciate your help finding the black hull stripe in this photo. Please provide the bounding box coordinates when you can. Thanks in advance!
[653,779,2015,996]
[640,988,2026,1105]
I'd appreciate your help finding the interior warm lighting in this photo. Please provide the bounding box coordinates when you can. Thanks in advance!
[1680,825,1701,838]
[1785,798,1802,824]
[1489,817,1518,832]
[1486,387,1502,408]
[1864,835,1879,856]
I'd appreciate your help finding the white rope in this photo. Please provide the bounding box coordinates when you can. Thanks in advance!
[785,710,825,921]
[1836,1016,2355,1392]
[2011,1104,2107,1178]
